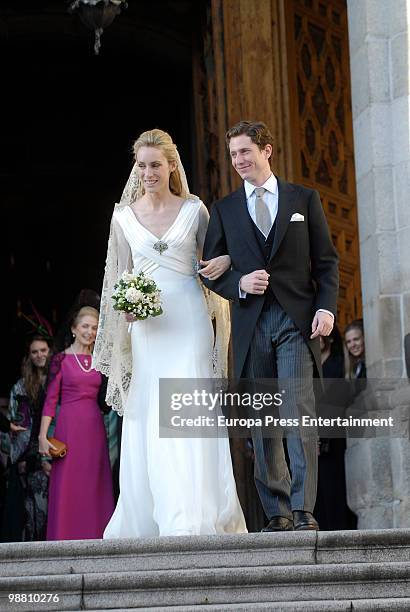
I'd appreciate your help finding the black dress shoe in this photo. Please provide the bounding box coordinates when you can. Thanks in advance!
[261,516,294,532]
[293,511,319,531]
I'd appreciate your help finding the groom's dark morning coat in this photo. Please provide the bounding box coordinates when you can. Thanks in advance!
[202,177,339,377]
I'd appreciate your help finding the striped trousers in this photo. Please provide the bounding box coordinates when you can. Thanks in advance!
[242,300,317,519]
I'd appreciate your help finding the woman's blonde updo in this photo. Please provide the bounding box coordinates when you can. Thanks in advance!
[133,129,184,196]
[73,306,99,327]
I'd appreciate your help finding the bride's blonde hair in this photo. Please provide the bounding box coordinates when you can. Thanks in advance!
[133,129,184,196]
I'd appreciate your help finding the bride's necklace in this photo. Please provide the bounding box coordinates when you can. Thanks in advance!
[70,345,93,373]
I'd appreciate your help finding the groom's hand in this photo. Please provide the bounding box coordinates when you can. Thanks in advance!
[240,270,270,295]
[310,311,334,338]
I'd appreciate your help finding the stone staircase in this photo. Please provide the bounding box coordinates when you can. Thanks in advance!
[0,530,410,611]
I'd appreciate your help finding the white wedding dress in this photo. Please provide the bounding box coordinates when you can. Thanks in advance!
[103,198,247,537]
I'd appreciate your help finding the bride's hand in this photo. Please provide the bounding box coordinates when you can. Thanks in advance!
[125,313,137,322]
[199,255,231,280]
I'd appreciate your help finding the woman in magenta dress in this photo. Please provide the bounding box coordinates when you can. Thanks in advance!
[38,306,114,540]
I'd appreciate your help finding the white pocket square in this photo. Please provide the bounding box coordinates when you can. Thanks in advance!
[290,213,304,222]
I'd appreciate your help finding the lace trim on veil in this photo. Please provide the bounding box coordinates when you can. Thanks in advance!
[92,215,133,415]
[93,155,230,416]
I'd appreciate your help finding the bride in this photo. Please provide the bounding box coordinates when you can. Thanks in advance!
[94,128,246,537]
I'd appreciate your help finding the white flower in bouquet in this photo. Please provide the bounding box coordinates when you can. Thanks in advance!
[112,271,163,320]
[121,271,135,283]
[125,287,143,303]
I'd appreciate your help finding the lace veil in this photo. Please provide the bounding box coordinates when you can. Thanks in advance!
[93,153,231,416]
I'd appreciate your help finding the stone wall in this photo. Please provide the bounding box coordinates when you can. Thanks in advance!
[346,0,410,528]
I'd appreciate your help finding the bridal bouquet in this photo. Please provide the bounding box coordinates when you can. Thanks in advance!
[112,271,163,320]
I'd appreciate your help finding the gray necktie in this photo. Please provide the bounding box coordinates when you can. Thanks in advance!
[254,187,271,236]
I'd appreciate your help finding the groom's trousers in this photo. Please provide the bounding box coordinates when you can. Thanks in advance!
[242,298,317,520]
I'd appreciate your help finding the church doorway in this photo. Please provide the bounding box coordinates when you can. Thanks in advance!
[1,1,202,393]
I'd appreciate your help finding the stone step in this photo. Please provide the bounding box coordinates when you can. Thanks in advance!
[1,530,410,578]
[91,602,410,612]
[1,562,410,611]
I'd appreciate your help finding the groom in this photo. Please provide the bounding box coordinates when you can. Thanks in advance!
[201,120,338,531]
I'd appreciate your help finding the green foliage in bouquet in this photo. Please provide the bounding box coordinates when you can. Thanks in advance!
[112,271,163,320]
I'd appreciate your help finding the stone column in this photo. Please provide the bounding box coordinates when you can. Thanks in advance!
[346,0,410,528]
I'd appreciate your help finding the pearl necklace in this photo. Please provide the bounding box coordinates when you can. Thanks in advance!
[70,345,93,373]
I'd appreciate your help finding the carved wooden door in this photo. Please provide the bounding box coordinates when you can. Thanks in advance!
[284,0,362,327]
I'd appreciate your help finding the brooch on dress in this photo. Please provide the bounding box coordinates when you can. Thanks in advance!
[153,240,168,255]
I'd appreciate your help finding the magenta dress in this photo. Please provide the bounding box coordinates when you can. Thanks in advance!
[42,353,114,540]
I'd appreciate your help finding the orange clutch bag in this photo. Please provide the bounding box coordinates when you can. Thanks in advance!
[47,437,67,458]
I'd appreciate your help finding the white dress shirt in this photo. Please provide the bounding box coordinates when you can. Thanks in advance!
[244,174,278,237]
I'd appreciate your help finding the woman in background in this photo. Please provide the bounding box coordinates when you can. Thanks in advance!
[1,335,52,541]
[344,319,366,380]
[314,326,357,530]
[39,305,114,540]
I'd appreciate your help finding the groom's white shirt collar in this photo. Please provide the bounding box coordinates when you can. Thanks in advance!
[244,173,278,198]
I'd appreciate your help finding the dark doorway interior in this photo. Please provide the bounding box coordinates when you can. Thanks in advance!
[1,1,201,394]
